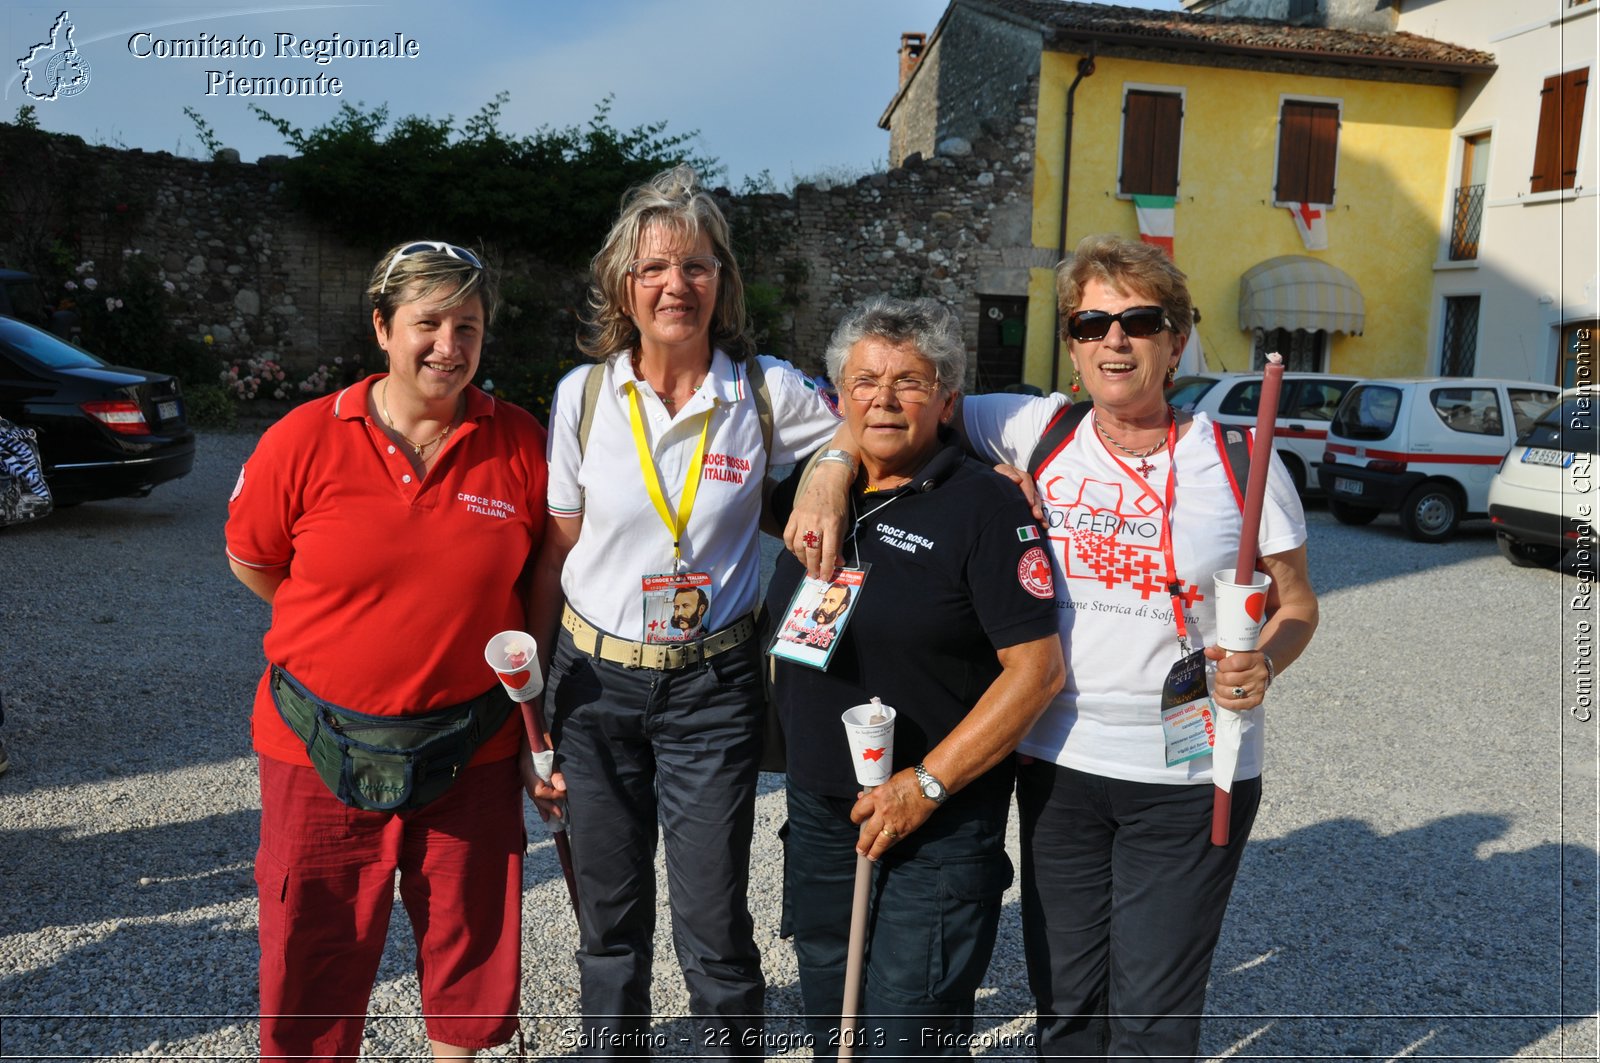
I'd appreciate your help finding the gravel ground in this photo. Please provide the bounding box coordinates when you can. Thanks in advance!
[0,428,1594,1061]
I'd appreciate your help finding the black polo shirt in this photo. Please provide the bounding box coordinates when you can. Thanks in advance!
[766,440,1058,807]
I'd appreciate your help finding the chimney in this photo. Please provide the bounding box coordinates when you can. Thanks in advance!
[898,32,926,88]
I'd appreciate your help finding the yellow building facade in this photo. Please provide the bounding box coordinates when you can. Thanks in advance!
[1023,51,1460,391]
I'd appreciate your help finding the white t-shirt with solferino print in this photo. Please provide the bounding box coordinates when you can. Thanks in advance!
[963,395,1306,786]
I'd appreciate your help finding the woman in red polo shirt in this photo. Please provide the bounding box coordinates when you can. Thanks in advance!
[226,242,548,1060]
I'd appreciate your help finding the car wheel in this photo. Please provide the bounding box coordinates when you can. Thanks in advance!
[1399,482,1463,543]
[1328,498,1379,526]
[1495,533,1561,569]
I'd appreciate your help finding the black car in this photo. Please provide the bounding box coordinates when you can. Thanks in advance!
[0,316,195,505]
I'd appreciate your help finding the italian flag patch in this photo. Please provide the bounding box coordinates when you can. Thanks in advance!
[1017,525,1040,542]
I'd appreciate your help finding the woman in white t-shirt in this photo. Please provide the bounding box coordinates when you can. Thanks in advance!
[524,165,847,1059]
[959,235,1320,1061]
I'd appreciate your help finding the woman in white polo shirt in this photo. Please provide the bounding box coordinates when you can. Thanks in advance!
[526,165,846,1058]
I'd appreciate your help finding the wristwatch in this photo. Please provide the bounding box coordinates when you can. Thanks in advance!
[914,763,949,805]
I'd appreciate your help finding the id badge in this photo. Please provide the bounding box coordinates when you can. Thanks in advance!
[767,564,870,672]
[641,571,713,644]
[1159,648,1216,767]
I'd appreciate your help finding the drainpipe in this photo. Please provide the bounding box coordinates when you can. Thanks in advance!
[1050,48,1096,393]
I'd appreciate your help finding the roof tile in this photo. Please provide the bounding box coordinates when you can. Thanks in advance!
[972,0,1496,69]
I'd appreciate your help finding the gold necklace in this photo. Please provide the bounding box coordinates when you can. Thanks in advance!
[1095,407,1173,459]
[380,378,454,456]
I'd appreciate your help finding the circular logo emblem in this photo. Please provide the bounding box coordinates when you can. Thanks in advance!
[45,51,91,98]
[1017,546,1054,600]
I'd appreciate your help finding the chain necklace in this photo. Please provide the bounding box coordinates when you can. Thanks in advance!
[1096,406,1173,477]
[380,378,454,456]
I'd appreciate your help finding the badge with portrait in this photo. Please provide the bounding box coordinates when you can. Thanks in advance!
[1158,648,1217,766]
[767,565,870,671]
[641,571,713,644]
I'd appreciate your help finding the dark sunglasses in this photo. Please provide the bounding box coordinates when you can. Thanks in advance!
[1066,305,1172,342]
[379,241,484,294]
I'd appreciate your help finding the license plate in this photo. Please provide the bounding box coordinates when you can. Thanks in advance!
[158,400,179,422]
[1334,477,1364,496]
[1522,447,1573,468]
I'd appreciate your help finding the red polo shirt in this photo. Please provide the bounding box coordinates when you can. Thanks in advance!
[226,375,548,765]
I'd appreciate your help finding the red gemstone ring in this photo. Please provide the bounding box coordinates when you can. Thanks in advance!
[802,530,821,548]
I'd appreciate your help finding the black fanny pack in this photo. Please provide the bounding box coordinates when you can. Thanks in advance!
[270,665,515,812]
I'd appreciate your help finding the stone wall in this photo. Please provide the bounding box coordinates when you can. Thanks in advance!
[888,4,1043,169]
[0,126,378,366]
[1,90,1044,391]
[726,75,1044,380]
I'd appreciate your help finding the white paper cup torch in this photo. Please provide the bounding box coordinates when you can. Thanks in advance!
[1211,569,1272,651]
[485,630,544,702]
[841,698,897,789]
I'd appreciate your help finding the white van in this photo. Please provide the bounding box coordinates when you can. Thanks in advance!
[1168,371,1361,494]
[1318,377,1561,542]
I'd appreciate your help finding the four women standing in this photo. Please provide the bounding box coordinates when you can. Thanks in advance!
[230,172,1316,1062]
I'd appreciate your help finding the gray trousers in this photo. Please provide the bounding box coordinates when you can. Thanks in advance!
[548,626,766,1059]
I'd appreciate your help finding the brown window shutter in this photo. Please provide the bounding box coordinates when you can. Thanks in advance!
[1277,102,1311,202]
[1531,74,1564,193]
[1559,68,1589,189]
[1149,93,1182,197]
[1306,103,1339,203]
[1121,91,1156,195]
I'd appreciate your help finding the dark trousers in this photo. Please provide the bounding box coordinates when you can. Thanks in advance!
[782,781,1013,1060]
[548,627,766,1059]
[1017,761,1261,1062]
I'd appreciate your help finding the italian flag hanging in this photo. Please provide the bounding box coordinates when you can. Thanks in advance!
[1133,194,1176,258]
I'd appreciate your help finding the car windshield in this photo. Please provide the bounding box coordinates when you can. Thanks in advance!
[1166,376,1217,410]
[0,316,107,370]
[1517,395,1599,455]
[1332,384,1401,441]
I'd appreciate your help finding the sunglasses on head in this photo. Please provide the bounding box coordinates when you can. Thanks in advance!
[1066,305,1172,342]
[379,241,484,294]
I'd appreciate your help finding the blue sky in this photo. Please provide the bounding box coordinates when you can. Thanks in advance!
[4,0,1185,186]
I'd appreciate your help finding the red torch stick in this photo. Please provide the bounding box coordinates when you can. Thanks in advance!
[1214,352,1284,846]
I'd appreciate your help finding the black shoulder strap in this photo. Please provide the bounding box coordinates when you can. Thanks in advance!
[1211,422,1252,513]
[1026,399,1093,481]
[1025,401,1252,515]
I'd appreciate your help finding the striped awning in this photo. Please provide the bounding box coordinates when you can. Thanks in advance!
[1238,255,1366,335]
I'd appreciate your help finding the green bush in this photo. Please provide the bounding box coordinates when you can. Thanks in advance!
[182,383,238,428]
[251,94,718,266]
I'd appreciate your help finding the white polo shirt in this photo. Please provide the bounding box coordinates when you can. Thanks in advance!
[547,349,840,640]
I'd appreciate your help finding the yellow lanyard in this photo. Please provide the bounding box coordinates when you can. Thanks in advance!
[624,381,713,566]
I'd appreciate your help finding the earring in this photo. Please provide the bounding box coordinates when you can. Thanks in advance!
[1070,367,1081,395]
[1165,365,1175,387]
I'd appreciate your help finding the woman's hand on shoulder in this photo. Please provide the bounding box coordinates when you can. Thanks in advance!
[785,458,852,579]
[991,463,1043,520]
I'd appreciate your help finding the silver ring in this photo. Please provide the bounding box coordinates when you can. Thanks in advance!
[1231,686,1247,699]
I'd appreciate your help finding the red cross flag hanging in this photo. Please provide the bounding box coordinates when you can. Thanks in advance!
[1287,202,1328,251]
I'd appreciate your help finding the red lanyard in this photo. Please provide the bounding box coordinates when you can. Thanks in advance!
[1095,416,1197,653]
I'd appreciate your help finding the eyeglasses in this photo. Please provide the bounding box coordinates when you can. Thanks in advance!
[845,376,940,404]
[628,256,721,287]
[1066,305,1172,342]
[379,241,484,294]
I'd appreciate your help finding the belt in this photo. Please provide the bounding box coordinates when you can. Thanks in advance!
[561,605,756,671]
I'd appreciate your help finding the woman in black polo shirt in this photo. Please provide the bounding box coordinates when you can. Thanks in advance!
[767,296,1066,1058]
